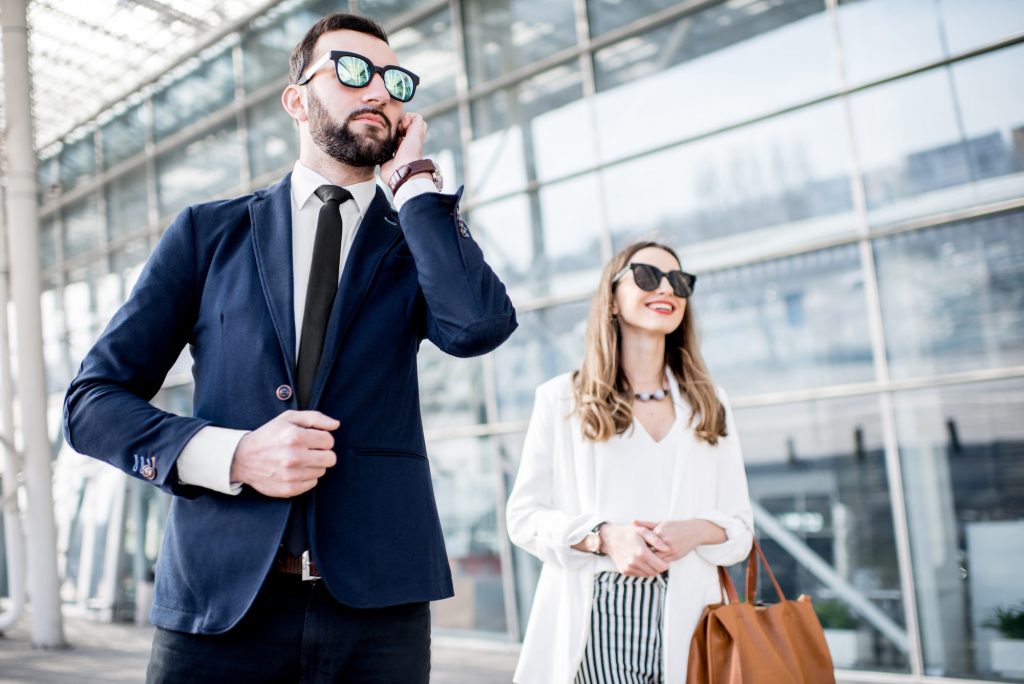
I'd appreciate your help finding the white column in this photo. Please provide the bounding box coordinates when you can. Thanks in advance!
[1,0,66,647]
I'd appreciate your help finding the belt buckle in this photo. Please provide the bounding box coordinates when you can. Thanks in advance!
[301,550,320,581]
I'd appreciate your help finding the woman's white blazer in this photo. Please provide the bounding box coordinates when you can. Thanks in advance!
[506,371,754,684]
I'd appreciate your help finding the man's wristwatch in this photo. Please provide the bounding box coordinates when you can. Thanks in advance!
[387,159,443,194]
[585,522,607,556]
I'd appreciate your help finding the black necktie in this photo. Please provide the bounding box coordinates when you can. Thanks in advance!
[285,184,351,556]
[296,184,351,409]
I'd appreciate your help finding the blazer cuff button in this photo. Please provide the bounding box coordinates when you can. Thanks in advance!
[140,463,157,480]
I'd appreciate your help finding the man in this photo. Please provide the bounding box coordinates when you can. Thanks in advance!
[63,13,516,683]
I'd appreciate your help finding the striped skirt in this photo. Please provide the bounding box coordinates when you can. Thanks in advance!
[574,572,667,684]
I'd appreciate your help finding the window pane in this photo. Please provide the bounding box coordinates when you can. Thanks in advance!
[63,195,103,259]
[603,101,856,260]
[428,436,508,634]
[835,0,945,86]
[389,9,457,110]
[893,378,1024,680]
[101,103,148,169]
[469,63,592,199]
[462,0,577,88]
[849,53,1024,227]
[40,216,58,270]
[153,51,235,141]
[42,274,69,395]
[492,300,588,422]
[586,0,682,36]
[106,166,150,239]
[737,396,909,672]
[421,108,463,191]
[874,211,1024,379]
[242,9,323,93]
[157,124,243,218]
[358,0,437,24]
[938,0,1024,55]
[418,343,484,430]
[59,134,97,193]
[700,245,874,395]
[469,173,605,302]
[593,0,836,163]
[950,45,1024,191]
[247,96,299,180]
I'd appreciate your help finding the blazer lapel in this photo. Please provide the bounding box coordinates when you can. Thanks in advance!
[308,187,402,407]
[666,370,699,516]
[249,174,297,383]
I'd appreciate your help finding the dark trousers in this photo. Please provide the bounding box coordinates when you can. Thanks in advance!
[146,572,430,684]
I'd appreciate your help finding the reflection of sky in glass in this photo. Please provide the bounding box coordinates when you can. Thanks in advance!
[836,0,944,85]
[699,245,873,395]
[602,101,854,248]
[593,10,836,163]
[874,212,1024,379]
[390,9,457,109]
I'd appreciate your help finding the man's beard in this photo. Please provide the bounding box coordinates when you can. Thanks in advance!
[307,91,398,168]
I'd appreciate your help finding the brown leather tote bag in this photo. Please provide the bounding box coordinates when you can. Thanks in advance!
[686,540,836,684]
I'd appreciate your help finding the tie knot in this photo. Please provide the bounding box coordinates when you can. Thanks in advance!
[315,184,352,206]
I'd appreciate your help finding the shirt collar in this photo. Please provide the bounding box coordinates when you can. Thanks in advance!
[291,160,378,216]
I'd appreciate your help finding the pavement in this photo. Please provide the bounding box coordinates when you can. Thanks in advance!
[0,614,518,683]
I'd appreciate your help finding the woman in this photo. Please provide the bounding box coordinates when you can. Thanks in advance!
[506,241,753,684]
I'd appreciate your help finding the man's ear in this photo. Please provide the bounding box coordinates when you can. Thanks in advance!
[281,84,308,123]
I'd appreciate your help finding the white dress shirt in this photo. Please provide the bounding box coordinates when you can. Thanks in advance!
[176,161,437,494]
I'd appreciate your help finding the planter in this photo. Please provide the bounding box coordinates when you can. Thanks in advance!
[824,628,870,668]
[991,638,1024,678]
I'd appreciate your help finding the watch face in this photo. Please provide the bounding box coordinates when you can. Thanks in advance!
[586,532,599,553]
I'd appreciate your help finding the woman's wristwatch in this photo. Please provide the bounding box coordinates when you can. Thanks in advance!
[585,522,607,556]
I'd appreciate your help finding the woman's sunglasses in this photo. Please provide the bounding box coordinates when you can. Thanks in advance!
[298,50,420,103]
[612,263,697,298]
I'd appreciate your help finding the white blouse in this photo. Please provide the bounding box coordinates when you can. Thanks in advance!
[593,417,679,572]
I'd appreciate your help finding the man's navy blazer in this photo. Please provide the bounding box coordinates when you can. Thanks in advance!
[63,174,517,634]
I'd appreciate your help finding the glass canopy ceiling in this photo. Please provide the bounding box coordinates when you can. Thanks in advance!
[2,0,276,149]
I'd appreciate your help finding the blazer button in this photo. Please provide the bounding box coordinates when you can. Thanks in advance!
[140,463,157,480]
[276,384,293,401]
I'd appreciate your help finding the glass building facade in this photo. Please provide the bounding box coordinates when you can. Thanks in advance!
[10,0,1023,681]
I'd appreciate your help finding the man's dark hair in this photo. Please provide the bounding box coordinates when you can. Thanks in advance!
[289,13,389,85]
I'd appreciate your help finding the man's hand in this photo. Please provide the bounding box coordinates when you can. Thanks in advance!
[635,519,727,563]
[230,410,339,498]
[379,112,428,182]
[601,523,671,577]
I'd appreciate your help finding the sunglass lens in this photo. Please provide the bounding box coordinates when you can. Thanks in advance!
[668,272,694,298]
[632,264,660,291]
[336,55,372,87]
[383,69,415,102]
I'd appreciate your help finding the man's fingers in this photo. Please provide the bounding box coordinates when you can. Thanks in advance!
[284,410,340,431]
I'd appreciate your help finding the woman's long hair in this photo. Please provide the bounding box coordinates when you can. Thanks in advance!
[572,241,727,445]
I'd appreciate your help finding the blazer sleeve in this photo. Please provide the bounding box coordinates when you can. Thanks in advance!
[62,206,211,497]
[506,382,598,569]
[397,188,517,358]
[693,387,755,566]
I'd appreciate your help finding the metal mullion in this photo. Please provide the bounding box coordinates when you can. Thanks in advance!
[825,0,924,675]
[232,43,252,189]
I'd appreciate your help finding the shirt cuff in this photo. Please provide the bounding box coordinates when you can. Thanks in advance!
[393,176,439,210]
[176,426,248,495]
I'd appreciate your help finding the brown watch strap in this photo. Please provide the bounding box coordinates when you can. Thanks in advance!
[388,159,437,194]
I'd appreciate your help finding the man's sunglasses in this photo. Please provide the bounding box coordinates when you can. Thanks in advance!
[297,50,420,103]
[612,263,697,298]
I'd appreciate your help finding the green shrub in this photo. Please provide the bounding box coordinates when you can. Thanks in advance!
[814,599,856,630]
[985,603,1024,640]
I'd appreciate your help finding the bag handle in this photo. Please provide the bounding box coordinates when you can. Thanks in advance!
[716,538,787,605]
